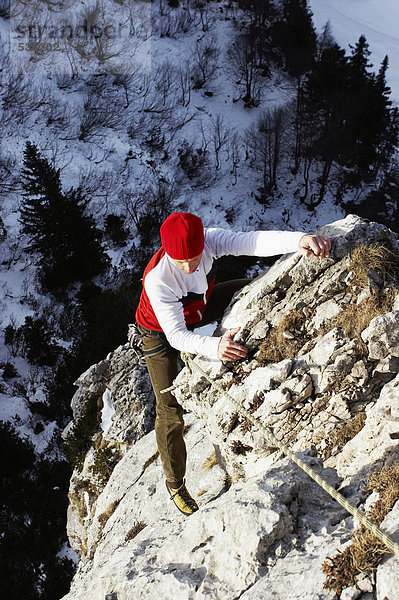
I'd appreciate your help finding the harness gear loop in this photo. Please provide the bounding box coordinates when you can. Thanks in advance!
[174,352,399,558]
[128,324,147,366]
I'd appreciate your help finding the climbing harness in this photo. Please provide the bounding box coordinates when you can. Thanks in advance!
[127,324,147,366]
[161,352,399,558]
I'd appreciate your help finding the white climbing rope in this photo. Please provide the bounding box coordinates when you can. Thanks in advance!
[162,352,399,558]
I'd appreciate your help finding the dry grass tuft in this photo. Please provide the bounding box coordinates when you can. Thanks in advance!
[335,289,396,341]
[349,242,399,291]
[142,451,159,472]
[98,499,120,528]
[257,308,309,365]
[322,413,366,460]
[322,464,399,594]
[125,521,147,542]
[367,465,399,518]
[202,451,218,470]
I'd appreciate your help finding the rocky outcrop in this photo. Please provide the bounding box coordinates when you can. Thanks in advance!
[64,347,155,556]
[62,216,399,600]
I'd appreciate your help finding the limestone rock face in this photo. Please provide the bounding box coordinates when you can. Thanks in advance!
[63,344,155,555]
[67,344,155,445]
[62,216,399,600]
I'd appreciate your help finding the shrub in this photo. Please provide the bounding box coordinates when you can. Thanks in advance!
[20,316,61,366]
[4,317,61,366]
[322,412,367,460]
[104,214,129,247]
[92,446,122,485]
[178,140,209,180]
[333,290,396,350]
[230,440,253,456]
[63,394,100,469]
[142,451,159,472]
[349,242,399,291]
[202,451,218,470]
[98,499,120,529]
[1,362,19,379]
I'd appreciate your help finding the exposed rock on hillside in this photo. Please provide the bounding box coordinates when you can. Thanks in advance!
[62,216,399,600]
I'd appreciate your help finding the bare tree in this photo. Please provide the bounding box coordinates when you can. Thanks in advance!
[120,176,179,234]
[120,187,147,230]
[317,21,336,60]
[54,74,77,90]
[137,108,197,159]
[245,105,289,195]
[191,34,220,89]
[38,138,73,171]
[228,131,242,186]
[209,114,230,171]
[227,32,264,106]
[2,75,51,125]
[156,1,198,38]
[78,165,119,203]
[192,0,215,32]
[112,71,141,108]
[40,94,71,130]
[177,61,192,107]
[60,1,146,74]
[78,80,126,141]
[0,151,18,194]
[176,133,214,188]
[140,60,180,113]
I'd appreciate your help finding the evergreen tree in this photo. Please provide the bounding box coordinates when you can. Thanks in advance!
[278,0,317,79]
[273,0,317,170]
[237,0,275,29]
[0,421,74,600]
[236,0,277,74]
[301,37,398,202]
[20,142,109,290]
[349,34,372,79]
[373,56,399,175]
[344,37,396,179]
[20,142,63,255]
[301,43,351,204]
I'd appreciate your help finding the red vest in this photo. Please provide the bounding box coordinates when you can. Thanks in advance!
[135,248,215,332]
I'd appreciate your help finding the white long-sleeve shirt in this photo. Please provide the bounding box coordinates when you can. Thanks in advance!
[136,228,304,359]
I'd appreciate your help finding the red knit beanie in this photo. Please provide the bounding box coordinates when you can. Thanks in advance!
[160,212,204,259]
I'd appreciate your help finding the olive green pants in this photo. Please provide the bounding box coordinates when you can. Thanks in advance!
[138,278,251,485]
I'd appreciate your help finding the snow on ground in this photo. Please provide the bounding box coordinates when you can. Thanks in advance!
[101,388,116,436]
[310,0,399,101]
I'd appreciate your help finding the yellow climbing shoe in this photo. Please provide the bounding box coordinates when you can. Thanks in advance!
[166,481,199,516]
